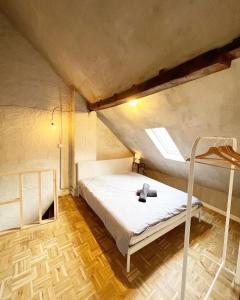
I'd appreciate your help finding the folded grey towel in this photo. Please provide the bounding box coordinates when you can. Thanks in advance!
[136,189,157,197]
[138,183,150,202]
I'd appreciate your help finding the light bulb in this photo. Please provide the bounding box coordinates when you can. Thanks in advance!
[51,121,56,129]
[129,99,138,107]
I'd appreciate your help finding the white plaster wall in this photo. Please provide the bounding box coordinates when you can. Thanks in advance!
[99,58,240,212]
[146,169,240,218]
[0,108,69,174]
[96,118,131,160]
[72,111,132,192]
[74,112,97,162]
[0,13,71,230]
[74,110,131,163]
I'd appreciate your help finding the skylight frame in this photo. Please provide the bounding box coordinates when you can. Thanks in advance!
[145,127,185,162]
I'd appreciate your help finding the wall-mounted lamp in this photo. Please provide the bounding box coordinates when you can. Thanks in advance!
[51,120,57,129]
[129,99,138,107]
[51,106,59,129]
[134,152,141,164]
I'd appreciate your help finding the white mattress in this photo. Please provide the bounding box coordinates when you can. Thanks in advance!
[78,172,201,255]
[129,205,199,246]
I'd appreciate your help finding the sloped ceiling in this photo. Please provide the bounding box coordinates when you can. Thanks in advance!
[1,1,240,195]
[99,58,240,195]
[1,0,240,102]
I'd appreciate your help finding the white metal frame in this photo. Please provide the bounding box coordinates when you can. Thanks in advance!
[0,169,58,235]
[180,136,240,300]
[76,158,202,273]
[126,207,201,272]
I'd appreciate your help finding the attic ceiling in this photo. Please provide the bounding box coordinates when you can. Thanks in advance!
[1,1,240,196]
[99,58,240,195]
[1,0,240,103]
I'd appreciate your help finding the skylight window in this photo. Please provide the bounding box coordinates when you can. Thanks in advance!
[145,127,185,162]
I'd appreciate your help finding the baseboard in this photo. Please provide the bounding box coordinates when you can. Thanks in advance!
[68,186,78,197]
[58,189,70,196]
[202,201,240,223]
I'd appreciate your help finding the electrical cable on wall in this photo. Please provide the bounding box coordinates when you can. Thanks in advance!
[58,81,69,192]
[0,86,74,193]
[0,104,73,113]
[0,86,90,195]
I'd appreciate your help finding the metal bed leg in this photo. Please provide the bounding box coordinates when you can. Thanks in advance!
[126,253,131,273]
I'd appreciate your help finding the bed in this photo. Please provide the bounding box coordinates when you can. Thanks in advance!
[76,158,201,272]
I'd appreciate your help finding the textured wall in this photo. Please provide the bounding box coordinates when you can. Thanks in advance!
[96,118,131,160]
[0,12,71,183]
[99,58,240,216]
[99,59,240,193]
[0,13,72,230]
[146,169,240,218]
[0,13,70,110]
[74,112,97,162]
[0,8,131,229]
[74,111,131,162]
[1,1,240,101]
[71,108,131,193]
[1,3,240,223]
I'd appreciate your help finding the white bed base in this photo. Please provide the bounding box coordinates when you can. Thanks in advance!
[76,157,201,272]
[126,207,201,272]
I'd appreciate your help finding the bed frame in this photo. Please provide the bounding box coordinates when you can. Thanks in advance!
[126,206,200,272]
[76,157,201,272]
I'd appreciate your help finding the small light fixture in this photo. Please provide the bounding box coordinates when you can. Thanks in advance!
[51,106,59,129]
[51,120,57,129]
[134,152,141,164]
[129,99,138,107]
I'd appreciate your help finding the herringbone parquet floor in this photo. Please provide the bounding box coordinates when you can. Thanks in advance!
[0,195,239,300]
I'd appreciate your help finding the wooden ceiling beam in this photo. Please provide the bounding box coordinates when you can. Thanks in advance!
[89,37,240,111]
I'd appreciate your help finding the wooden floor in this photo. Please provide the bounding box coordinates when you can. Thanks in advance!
[0,195,239,300]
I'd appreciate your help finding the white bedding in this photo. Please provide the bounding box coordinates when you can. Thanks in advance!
[78,172,201,255]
